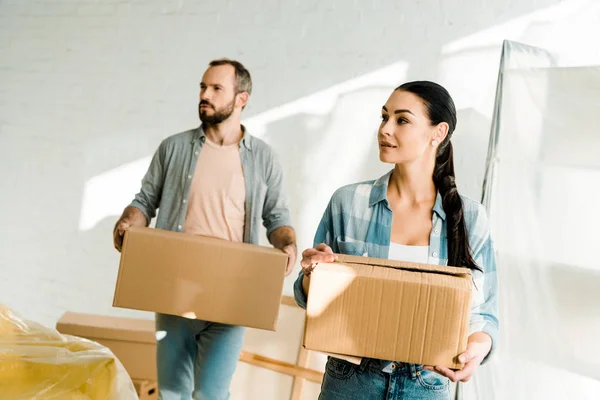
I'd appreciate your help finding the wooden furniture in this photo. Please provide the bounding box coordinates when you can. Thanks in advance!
[238,295,323,399]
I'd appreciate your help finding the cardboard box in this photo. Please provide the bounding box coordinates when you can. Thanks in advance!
[56,312,157,381]
[113,227,288,331]
[133,380,158,400]
[304,254,472,369]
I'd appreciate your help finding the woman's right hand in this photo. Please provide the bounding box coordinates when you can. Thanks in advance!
[300,243,337,276]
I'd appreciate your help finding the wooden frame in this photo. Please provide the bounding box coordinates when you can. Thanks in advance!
[237,295,323,399]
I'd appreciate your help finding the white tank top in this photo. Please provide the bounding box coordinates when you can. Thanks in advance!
[388,242,429,263]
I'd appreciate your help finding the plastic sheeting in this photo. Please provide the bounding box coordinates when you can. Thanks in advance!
[0,304,138,400]
[460,41,600,399]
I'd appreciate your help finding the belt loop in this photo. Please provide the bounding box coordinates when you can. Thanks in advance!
[358,358,369,373]
[409,363,417,379]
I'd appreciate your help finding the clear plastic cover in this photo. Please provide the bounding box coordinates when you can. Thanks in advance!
[461,40,600,399]
[0,304,138,400]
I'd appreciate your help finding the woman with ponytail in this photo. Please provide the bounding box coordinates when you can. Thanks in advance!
[294,81,498,399]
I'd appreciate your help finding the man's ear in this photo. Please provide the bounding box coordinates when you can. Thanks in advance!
[236,92,250,109]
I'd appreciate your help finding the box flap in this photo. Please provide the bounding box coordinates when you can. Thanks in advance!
[334,254,471,277]
[56,312,155,344]
[126,226,287,257]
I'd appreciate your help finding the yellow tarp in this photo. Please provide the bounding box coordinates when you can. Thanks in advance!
[0,304,138,399]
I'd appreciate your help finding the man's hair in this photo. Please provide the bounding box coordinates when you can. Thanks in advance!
[208,58,252,95]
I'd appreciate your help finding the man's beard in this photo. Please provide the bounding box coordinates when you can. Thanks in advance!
[199,97,236,125]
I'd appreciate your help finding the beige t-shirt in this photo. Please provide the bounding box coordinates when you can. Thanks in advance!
[183,138,246,242]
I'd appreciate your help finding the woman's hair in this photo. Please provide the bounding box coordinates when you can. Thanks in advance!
[396,81,481,272]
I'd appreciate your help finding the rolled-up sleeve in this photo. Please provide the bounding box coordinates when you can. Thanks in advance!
[293,199,336,309]
[262,152,292,239]
[293,272,309,310]
[129,141,166,223]
[468,206,499,364]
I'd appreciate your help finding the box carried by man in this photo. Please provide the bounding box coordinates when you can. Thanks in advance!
[113,227,288,331]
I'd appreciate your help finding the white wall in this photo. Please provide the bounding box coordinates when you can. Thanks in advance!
[1,0,598,399]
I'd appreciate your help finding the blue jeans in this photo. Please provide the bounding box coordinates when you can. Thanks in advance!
[155,313,246,400]
[319,357,450,400]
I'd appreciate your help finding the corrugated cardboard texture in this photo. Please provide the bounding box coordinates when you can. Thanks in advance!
[56,312,157,381]
[114,227,288,331]
[304,256,472,369]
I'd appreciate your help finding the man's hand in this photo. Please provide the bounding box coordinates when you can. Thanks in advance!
[281,244,297,276]
[113,207,147,252]
[268,226,297,276]
[424,332,492,383]
[113,219,131,252]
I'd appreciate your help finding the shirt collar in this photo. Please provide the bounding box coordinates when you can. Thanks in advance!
[369,169,446,220]
[194,124,252,150]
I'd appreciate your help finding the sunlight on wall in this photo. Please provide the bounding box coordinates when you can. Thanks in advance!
[79,156,151,231]
[244,61,410,138]
[442,0,596,59]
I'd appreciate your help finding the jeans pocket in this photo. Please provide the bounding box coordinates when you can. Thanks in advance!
[325,357,356,380]
[416,368,449,391]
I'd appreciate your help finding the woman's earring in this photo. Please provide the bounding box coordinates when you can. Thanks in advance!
[432,140,438,147]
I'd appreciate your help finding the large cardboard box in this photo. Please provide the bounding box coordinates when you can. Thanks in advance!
[304,254,472,369]
[56,312,157,381]
[113,227,288,331]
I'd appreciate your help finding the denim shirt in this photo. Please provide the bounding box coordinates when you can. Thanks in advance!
[129,125,291,244]
[294,170,499,362]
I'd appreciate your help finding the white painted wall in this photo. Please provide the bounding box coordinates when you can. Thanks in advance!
[1,0,598,398]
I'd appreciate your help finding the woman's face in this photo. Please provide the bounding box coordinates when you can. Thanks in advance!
[378,90,445,165]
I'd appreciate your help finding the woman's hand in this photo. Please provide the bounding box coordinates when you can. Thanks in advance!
[424,332,492,383]
[299,243,337,295]
[300,243,337,276]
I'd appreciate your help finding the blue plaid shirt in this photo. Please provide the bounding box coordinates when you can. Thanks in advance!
[294,169,499,361]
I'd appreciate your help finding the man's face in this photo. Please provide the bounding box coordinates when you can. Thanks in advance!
[198,65,238,125]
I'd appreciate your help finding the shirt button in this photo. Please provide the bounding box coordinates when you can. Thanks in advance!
[194,151,199,156]
[432,252,438,257]
[434,229,440,234]
[177,225,182,230]
[187,175,192,179]
[182,199,187,203]
[391,363,396,370]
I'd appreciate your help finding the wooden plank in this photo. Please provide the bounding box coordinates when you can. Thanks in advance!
[290,345,311,400]
[238,351,323,384]
[280,295,300,308]
[281,293,313,399]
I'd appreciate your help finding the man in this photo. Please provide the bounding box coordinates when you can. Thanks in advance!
[112,59,297,399]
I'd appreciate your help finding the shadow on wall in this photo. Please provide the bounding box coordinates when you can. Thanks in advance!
[452,108,492,199]
[259,86,392,248]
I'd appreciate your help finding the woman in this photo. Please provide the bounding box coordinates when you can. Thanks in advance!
[293,81,499,399]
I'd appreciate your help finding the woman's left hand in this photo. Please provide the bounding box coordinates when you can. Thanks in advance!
[424,332,492,383]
